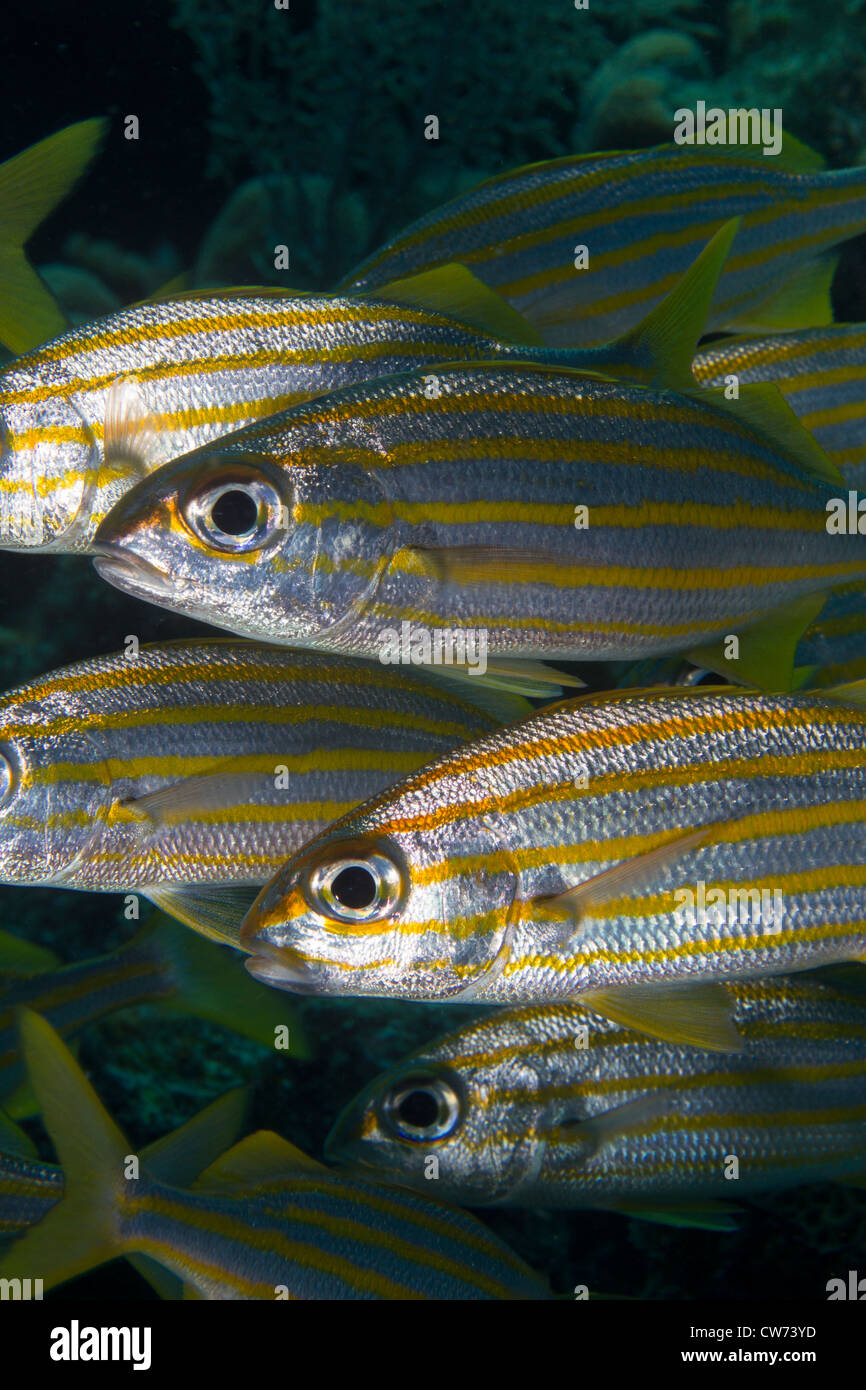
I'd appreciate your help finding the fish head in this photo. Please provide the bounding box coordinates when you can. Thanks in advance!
[324,1039,548,1204]
[240,803,520,1000]
[0,683,114,884]
[93,435,395,645]
[0,368,99,551]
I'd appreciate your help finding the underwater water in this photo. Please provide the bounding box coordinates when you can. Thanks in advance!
[1,0,866,1318]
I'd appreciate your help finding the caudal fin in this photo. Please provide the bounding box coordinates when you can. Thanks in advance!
[0,118,107,353]
[0,1009,128,1287]
[0,1009,249,1295]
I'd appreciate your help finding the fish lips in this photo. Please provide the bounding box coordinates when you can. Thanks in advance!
[92,542,180,605]
[243,949,323,995]
[241,877,333,994]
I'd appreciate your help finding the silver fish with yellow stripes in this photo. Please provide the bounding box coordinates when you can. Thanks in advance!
[241,683,866,1050]
[0,639,526,943]
[341,137,866,346]
[692,325,866,687]
[0,268,543,552]
[327,977,866,1224]
[0,1089,245,1299]
[92,355,866,677]
[0,1011,549,1300]
[0,916,306,1114]
[0,221,736,553]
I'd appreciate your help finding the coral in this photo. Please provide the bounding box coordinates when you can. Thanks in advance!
[170,0,609,284]
[59,234,181,302]
[37,265,121,323]
[194,174,369,290]
[579,30,710,149]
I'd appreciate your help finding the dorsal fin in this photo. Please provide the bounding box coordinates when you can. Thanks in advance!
[610,218,740,389]
[690,380,845,486]
[193,1129,325,1193]
[369,263,544,345]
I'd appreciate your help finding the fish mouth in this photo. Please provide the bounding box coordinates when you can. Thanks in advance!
[322,1120,378,1172]
[92,544,178,603]
[244,950,323,995]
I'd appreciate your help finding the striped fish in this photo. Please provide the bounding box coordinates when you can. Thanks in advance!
[0,274,539,552]
[93,359,866,675]
[0,1011,549,1300]
[0,1087,244,1237]
[0,639,526,942]
[0,1087,246,1298]
[0,223,733,554]
[241,682,866,1050]
[340,139,866,346]
[0,916,306,1111]
[327,977,866,1223]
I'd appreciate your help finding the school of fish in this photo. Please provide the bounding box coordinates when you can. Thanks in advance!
[0,115,865,1300]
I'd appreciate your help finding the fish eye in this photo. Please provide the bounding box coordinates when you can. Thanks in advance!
[182,460,287,554]
[0,744,18,808]
[305,850,404,923]
[380,1071,463,1142]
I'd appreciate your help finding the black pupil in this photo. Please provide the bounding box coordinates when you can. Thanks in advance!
[211,488,259,536]
[398,1088,440,1129]
[331,864,377,910]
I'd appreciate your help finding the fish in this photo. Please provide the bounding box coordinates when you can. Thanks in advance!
[0,221,734,552]
[92,350,866,686]
[240,681,866,1050]
[0,119,107,355]
[325,977,866,1226]
[0,1010,550,1300]
[0,914,306,1115]
[0,638,529,944]
[0,1088,246,1297]
[339,137,866,346]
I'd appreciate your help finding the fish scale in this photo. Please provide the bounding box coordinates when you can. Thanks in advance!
[92,363,866,665]
[0,639,525,906]
[241,684,866,1027]
[341,143,866,344]
[0,1013,549,1300]
[326,977,866,1212]
[0,288,580,553]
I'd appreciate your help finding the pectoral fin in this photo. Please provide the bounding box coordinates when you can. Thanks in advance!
[143,884,262,951]
[532,822,720,929]
[427,659,585,700]
[551,1090,674,1157]
[579,982,741,1052]
[608,1199,742,1231]
[121,762,273,826]
[405,544,565,588]
[102,376,160,483]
